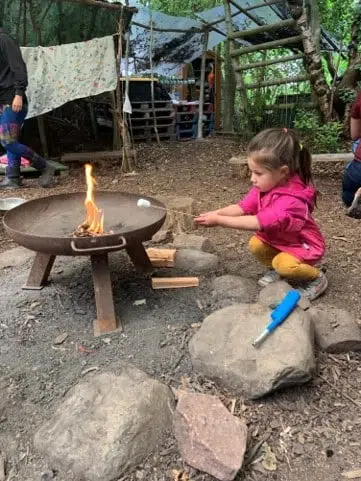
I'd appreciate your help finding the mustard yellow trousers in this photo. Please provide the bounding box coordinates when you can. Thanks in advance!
[249,236,320,281]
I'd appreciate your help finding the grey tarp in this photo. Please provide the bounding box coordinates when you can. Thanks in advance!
[121,0,339,76]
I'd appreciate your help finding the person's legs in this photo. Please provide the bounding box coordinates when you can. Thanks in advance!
[272,252,328,300]
[0,105,55,188]
[249,236,281,286]
[342,160,361,218]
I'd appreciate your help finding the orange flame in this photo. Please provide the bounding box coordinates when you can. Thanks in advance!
[80,164,104,235]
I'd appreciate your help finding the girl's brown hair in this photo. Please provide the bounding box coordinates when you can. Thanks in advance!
[247,128,313,186]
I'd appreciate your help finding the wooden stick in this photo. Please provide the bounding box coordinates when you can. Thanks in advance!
[229,18,296,39]
[231,35,303,56]
[144,204,197,218]
[152,277,200,289]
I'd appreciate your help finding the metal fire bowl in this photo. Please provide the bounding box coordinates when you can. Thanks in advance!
[3,191,166,256]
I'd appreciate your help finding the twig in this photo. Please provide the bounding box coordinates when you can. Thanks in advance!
[318,374,361,407]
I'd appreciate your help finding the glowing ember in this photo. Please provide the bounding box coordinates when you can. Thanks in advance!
[73,164,104,237]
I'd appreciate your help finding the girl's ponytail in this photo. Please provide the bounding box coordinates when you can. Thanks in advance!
[298,146,313,186]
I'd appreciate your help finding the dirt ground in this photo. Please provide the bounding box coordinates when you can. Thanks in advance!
[1,137,361,481]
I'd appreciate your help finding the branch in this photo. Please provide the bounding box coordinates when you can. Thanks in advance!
[39,0,55,29]
[54,0,137,13]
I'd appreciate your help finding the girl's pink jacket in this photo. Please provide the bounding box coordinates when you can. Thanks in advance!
[239,175,325,264]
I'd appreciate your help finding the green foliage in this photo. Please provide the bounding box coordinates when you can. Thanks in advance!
[138,0,222,17]
[318,0,354,42]
[338,87,357,104]
[294,109,343,153]
[1,0,123,46]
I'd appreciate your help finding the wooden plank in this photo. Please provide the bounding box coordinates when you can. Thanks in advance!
[146,248,176,268]
[151,277,200,289]
[60,151,122,163]
[229,18,297,39]
[229,153,353,166]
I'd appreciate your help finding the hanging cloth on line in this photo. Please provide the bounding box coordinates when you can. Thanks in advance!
[21,35,117,119]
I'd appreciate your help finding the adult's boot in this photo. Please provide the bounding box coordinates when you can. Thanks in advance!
[0,166,22,189]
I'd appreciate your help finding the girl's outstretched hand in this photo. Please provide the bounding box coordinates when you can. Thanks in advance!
[194,212,220,227]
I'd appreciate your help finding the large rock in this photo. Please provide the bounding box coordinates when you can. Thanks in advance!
[174,392,248,481]
[174,249,220,274]
[211,275,258,308]
[34,367,175,481]
[0,246,33,269]
[189,303,315,399]
[309,305,361,353]
[173,234,216,253]
[258,280,311,311]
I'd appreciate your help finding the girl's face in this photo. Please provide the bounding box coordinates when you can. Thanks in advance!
[248,157,289,192]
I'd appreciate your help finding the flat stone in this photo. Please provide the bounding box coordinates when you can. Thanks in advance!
[174,392,247,481]
[0,246,33,269]
[258,281,311,311]
[34,367,175,481]
[174,249,220,274]
[309,305,361,353]
[211,275,258,308]
[173,234,215,253]
[189,303,315,399]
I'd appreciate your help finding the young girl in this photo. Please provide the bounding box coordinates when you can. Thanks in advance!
[195,128,327,301]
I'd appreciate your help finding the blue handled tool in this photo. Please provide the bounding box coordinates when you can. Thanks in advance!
[252,290,301,348]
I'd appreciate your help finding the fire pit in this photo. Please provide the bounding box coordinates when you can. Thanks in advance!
[3,190,166,335]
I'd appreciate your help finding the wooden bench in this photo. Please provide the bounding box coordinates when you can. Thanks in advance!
[229,153,353,178]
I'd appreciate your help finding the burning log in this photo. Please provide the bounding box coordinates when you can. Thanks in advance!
[72,164,112,238]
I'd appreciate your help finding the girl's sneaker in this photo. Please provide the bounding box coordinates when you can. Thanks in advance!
[347,187,361,219]
[258,269,281,287]
[297,272,328,301]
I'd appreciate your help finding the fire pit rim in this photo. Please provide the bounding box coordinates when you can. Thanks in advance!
[3,190,167,256]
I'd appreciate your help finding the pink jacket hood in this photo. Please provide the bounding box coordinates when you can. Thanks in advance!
[269,175,317,212]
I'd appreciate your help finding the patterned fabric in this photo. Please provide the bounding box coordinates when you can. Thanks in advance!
[20,36,117,119]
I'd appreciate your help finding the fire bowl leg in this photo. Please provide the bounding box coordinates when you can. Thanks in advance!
[91,253,122,336]
[125,240,153,272]
[23,253,56,290]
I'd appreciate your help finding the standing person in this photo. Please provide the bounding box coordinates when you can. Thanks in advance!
[195,128,327,301]
[342,91,361,217]
[0,27,55,189]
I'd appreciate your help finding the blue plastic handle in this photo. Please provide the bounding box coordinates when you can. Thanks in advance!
[267,290,301,332]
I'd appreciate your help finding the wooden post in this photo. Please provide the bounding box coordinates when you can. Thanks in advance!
[37,116,49,158]
[197,30,209,140]
[215,46,222,131]
[149,9,160,145]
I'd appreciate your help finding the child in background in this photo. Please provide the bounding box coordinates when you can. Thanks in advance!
[195,128,327,301]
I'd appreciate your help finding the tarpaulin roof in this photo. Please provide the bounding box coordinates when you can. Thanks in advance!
[122,0,340,77]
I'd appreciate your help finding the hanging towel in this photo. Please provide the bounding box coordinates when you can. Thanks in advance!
[21,36,117,119]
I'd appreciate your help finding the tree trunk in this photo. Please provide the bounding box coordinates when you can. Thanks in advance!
[287,0,332,122]
[333,7,361,124]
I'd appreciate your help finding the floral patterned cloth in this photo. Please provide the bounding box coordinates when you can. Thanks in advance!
[20,36,117,119]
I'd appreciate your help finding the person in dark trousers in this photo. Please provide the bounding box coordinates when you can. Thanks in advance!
[0,27,55,189]
[342,90,361,217]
